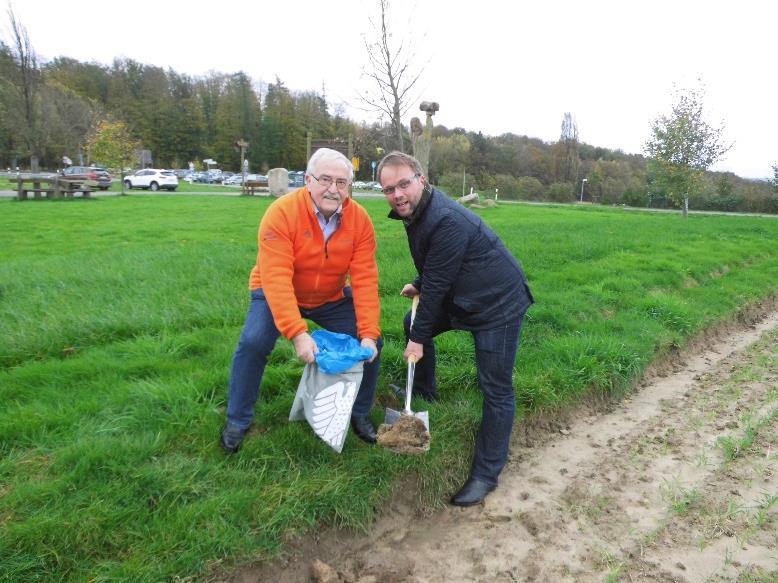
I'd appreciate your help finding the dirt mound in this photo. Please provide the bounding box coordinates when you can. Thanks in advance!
[377,415,430,454]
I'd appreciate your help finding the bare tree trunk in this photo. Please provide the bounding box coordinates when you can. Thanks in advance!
[7,8,41,163]
[683,195,689,218]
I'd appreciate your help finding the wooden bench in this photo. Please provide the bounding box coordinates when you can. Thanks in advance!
[15,175,96,200]
[59,177,97,197]
[242,180,267,196]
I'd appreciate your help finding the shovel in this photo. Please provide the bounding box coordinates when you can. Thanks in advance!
[384,295,430,431]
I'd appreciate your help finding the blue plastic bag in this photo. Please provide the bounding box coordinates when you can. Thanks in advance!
[311,329,374,374]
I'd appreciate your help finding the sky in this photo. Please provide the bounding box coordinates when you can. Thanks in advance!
[4,0,776,179]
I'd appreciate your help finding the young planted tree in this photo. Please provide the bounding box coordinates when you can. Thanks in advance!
[87,119,139,194]
[360,0,423,152]
[644,87,730,217]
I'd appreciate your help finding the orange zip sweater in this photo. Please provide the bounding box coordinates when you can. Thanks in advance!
[248,187,381,341]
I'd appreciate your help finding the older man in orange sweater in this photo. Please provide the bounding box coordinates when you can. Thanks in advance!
[220,148,382,453]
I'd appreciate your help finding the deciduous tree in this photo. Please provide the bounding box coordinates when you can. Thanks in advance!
[552,112,579,184]
[644,86,730,217]
[87,119,140,194]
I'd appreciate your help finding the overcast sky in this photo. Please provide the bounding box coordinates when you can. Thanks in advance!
[5,0,776,179]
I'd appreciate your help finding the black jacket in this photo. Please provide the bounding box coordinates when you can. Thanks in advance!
[390,186,534,343]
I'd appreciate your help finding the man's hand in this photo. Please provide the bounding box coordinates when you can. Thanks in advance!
[360,337,378,363]
[403,340,424,362]
[400,283,419,298]
[292,332,317,364]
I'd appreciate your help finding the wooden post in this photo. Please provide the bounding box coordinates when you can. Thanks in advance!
[235,138,249,195]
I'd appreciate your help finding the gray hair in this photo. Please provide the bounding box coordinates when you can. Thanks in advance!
[306,148,353,181]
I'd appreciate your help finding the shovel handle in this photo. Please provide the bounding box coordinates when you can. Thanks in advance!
[404,295,421,413]
[407,296,419,365]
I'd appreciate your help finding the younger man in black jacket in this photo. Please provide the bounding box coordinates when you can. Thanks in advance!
[378,152,533,506]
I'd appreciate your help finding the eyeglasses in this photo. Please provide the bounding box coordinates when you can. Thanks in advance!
[311,174,350,190]
[382,174,420,196]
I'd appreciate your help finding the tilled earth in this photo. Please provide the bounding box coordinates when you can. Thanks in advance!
[227,310,778,583]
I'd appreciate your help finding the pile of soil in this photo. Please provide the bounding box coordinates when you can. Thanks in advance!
[377,414,430,454]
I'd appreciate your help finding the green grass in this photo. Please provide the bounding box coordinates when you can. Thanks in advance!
[2,196,778,580]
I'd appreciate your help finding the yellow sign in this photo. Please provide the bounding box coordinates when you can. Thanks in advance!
[351,157,360,172]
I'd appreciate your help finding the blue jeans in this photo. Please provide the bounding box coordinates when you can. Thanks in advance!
[404,311,525,485]
[226,287,382,429]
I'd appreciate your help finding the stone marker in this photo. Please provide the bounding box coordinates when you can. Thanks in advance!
[457,193,479,205]
[268,168,290,197]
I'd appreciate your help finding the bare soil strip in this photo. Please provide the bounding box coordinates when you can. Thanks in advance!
[227,310,778,583]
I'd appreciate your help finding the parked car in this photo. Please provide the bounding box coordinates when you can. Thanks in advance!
[288,171,305,188]
[222,174,244,185]
[206,169,223,183]
[123,169,178,191]
[193,169,222,184]
[60,165,112,190]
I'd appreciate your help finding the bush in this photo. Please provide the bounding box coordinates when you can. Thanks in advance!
[547,182,574,203]
[621,189,648,207]
[516,176,545,201]
[703,196,745,212]
[492,174,520,200]
[598,177,628,205]
[435,172,475,198]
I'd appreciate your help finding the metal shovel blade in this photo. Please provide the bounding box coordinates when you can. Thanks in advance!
[384,407,429,431]
[384,350,430,431]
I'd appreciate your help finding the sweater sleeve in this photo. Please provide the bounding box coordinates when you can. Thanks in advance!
[257,205,308,339]
[348,207,381,340]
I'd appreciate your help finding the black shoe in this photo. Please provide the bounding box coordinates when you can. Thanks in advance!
[350,415,377,444]
[220,423,249,454]
[450,477,496,507]
[388,383,437,403]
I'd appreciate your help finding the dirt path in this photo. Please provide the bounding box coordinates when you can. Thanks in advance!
[231,311,778,583]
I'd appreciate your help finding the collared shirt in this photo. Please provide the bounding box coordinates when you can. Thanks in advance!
[314,206,343,242]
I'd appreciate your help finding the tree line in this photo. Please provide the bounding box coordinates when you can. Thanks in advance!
[1,14,776,213]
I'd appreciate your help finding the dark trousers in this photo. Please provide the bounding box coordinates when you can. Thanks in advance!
[404,311,525,485]
[226,287,382,429]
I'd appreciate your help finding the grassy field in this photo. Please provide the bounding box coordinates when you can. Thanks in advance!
[1,195,777,581]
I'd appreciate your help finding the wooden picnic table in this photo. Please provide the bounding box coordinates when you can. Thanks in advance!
[14,175,96,200]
